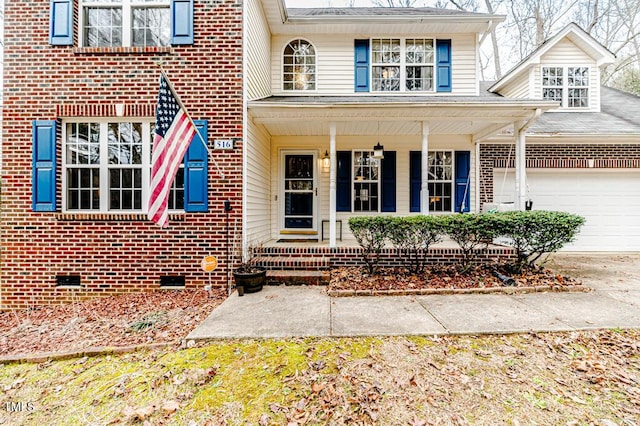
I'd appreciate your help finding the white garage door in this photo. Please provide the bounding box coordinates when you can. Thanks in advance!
[493,170,640,251]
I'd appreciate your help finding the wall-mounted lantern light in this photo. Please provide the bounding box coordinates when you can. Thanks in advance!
[322,150,330,169]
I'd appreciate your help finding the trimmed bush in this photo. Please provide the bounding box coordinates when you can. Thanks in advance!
[348,216,392,274]
[387,215,443,274]
[439,213,500,270]
[495,210,585,271]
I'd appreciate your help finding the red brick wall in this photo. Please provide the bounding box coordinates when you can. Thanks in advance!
[1,1,244,309]
[479,143,640,204]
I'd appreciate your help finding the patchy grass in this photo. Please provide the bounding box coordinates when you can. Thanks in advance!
[1,330,639,425]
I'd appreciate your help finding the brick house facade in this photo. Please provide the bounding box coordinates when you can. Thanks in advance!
[1,0,243,309]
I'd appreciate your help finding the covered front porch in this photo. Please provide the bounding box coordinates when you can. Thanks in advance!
[245,95,554,253]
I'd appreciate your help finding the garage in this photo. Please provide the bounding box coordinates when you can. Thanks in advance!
[492,170,640,251]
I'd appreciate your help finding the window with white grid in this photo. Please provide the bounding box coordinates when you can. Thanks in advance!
[63,119,184,212]
[81,0,170,47]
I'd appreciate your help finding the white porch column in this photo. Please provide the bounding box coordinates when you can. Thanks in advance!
[421,122,430,214]
[514,121,527,210]
[329,123,337,248]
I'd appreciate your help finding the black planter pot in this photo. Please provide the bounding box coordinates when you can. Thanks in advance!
[232,266,266,294]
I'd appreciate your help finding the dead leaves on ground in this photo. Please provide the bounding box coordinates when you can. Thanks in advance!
[330,264,582,292]
[0,289,226,356]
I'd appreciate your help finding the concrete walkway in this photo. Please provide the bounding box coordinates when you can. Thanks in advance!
[187,254,640,340]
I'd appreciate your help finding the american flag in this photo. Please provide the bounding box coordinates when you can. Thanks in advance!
[148,73,197,227]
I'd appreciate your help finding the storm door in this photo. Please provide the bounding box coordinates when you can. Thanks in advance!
[282,152,317,234]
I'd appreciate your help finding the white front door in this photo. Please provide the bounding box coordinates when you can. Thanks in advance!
[281,151,318,236]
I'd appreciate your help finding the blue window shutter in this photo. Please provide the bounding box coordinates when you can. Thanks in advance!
[409,151,421,212]
[454,151,471,212]
[436,39,452,93]
[32,120,57,212]
[171,0,194,45]
[381,151,396,212]
[336,151,351,212]
[50,0,74,45]
[184,120,208,212]
[354,39,370,92]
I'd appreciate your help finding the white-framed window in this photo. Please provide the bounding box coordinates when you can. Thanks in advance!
[81,0,170,48]
[62,118,184,212]
[542,66,589,108]
[353,150,380,212]
[283,39,316,91]
[372,38,435,92]
[428,150,453,212]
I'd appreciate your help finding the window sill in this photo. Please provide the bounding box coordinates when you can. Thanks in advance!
[73,46,173,55]
[55,213,185,222]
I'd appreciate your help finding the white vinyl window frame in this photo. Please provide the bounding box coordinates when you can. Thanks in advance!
[80,0,170,48]
[62,117,185,213]
[352,150,381,213]
[428,150,454,213]
[371,37,435,93]
[542,66,590,109]
[282,38,317,92]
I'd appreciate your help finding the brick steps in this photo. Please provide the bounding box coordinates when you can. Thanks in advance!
[254,255,331,286]
[266,270,330,286]
[254,256,330,271]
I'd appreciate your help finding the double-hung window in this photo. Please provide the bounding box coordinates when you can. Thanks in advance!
[428,151,453,212]
[353,151,380,212]
[63,119,183,212]
[81,0,170,47]
[372,38,435,92]
[542,66,589,108]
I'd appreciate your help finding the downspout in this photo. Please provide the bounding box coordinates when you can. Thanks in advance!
[242,0,248,261]
[519,108,542,134]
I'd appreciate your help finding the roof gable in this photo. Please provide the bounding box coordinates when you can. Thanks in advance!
[490,23,615,93]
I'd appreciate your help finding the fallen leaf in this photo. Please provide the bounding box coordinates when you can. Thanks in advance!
[162,400,180,415]
[311,382,324,394]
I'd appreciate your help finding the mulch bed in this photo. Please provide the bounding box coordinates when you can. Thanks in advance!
[0,289,226,358]
[329,263,584,294]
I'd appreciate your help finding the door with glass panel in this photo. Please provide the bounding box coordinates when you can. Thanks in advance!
[282,152,317,234]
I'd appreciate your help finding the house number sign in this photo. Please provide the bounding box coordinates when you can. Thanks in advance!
[214,139,234,150]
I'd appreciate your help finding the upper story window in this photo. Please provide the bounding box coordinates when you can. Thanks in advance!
[372,38,434,92]
[63,119,183,212]
[81,0,170,48]
[283,39,316,91]
[542,66,589,108]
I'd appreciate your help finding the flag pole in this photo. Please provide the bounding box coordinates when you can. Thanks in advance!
[157,67,226,179]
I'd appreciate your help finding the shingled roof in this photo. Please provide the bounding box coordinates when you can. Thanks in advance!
[528,86,640,135]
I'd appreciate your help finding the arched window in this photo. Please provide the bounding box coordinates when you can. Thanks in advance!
[283,39,316,91]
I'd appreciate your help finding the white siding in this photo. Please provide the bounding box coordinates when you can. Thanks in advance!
[247,0,272,100]
[271,34,478,96]
[500,72,531,99]
[246,118,272,245]
[269,135,475,242]
[450,33,478,95]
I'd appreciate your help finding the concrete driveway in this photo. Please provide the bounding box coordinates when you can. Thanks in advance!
[187,253,640,340]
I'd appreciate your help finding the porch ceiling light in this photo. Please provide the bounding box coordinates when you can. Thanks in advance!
[322,150,330,168]
[373,142,384,159]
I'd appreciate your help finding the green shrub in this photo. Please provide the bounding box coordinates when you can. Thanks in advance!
[495,210,585,271]
[387,215,443,274]
[440,213,500,270]
[348,216,393,274]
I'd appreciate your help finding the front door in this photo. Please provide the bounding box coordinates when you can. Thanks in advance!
[281,151,317,236]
